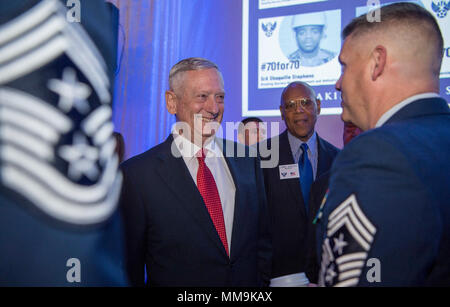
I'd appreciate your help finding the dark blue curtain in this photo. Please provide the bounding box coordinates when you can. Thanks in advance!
[111,0,182,159]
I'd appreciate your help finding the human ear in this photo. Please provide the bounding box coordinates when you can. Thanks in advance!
[165,90,177,115]
[371,45,387,81]
[279,105,286,121]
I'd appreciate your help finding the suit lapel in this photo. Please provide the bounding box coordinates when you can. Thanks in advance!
[226,157,246,260]
[216,139,248,260]
[155,135,228,257]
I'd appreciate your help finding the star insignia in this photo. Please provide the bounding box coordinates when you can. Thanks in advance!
[333,232,348,255]
[48,67,92,114]
[325,263,337,284]
[59,132,99,181]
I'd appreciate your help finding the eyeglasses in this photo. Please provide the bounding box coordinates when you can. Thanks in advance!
[283,98,316,112]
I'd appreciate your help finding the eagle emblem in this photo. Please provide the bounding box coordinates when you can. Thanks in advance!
[262,22,277,37]
[431,0,450,18]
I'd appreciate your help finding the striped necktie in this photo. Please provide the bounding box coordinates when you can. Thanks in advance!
[298,143,313,212]
[196,149,229,256]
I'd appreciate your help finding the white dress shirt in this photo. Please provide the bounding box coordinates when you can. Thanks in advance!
[172,131,236,253]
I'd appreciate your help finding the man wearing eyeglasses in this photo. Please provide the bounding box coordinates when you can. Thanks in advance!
[260,81,339,286]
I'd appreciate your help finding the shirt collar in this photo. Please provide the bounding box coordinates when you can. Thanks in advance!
[287,130,317,158]
[375,92,440,128]
[172,129,222,161]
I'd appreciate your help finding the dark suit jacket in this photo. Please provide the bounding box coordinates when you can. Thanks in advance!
[260,130,339,279]
[317,97,450,286]
[120,135,272,287]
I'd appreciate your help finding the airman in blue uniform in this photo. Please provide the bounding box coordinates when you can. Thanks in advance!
[317,3,450,286]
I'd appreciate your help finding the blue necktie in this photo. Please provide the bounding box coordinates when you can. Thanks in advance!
[299,143,313,212]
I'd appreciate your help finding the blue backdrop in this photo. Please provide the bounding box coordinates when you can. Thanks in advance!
[109,0,450,160]
[110,0,250,159]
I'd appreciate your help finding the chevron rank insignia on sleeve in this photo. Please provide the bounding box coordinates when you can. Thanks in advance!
[0,0,121,226]
[318,194,377,287]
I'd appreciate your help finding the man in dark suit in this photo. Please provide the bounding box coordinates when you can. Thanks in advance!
[317,2,450,286]
[305,121,362,284]
[120,57,272,287]
[260,81,339,286]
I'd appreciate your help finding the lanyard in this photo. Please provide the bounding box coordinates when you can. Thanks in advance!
[313,188,329,225]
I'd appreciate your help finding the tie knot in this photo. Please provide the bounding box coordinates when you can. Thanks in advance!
[196,148,207,162]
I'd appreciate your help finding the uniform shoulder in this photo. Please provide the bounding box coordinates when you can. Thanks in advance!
[288,49,301,61]
[335,128,405,169]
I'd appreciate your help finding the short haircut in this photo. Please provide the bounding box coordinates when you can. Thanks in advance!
[343,3,443,62]
[239,117,263,135]
[168,57,221,93]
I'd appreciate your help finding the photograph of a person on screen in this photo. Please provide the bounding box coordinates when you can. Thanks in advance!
[288,11,336,67]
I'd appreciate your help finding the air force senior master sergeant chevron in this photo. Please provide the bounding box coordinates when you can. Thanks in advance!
[0,0,127,285]
[318,194,376,287]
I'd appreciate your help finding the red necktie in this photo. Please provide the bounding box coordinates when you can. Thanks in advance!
[196,149,229,256]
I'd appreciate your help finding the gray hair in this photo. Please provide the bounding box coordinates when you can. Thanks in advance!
[168,57,221,93]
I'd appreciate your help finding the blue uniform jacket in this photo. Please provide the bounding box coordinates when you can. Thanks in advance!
[317,97,450,286]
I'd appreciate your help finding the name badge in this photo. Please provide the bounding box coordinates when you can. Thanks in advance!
[279,164,299,180]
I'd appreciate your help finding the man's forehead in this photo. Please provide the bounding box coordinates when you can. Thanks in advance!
[185,69,224,90]
[283,85,315,101]
[296,25,324,31]
[244,121,260,128]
